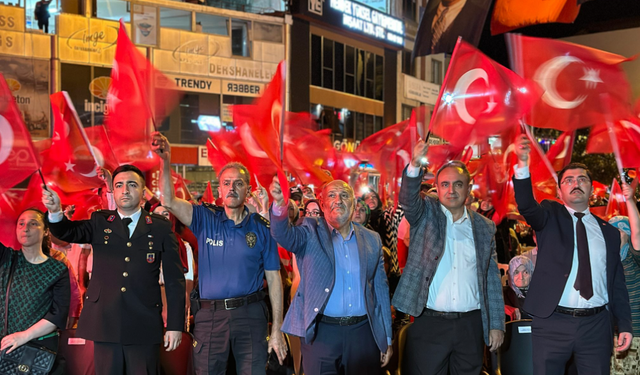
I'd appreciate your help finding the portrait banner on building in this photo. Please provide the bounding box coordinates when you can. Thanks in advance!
[413,0,492,58]
[132,4,159,46]
[0,56,50,138]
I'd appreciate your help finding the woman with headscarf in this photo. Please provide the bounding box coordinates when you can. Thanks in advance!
[0,208,70,374]
[503,255,534,321]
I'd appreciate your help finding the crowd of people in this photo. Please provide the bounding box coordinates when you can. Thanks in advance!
[0,132,639,375]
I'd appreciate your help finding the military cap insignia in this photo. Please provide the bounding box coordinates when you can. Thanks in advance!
[107,215,115,222]
[246,232,257,248]
[145,216,152,224]
[147,253,156,263]
[104,228,112,233]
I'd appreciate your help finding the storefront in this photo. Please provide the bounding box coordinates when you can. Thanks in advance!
[0,4,52,138]
[289,0,404,147]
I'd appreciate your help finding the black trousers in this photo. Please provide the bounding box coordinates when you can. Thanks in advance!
[403,309,484,375]
[37,19,49,33]
[94,341,160,375]
[532,309,612,375]
[192,299,269,375]
[300,319,381,375]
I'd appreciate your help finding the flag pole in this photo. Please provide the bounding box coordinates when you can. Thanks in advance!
[279,62,286,166]
[37,169,49,191]
[520,120,558,183]
[600,93,627,201]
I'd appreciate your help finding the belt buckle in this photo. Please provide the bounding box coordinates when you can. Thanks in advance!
[339,317,350,326]
[224,299,237,310]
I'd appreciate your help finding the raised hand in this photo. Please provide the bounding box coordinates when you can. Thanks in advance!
[42,185,62,213]
[411,139,429,168]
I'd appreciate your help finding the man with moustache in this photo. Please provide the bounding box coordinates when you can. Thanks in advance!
[269,177,393,375]
[43,165,185,375]
[151,133,287,375]
[512,135,632,375]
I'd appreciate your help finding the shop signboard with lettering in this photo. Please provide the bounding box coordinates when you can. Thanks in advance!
[61,63,112,128]
[0,56,50,138]
[403,74,440,105]
[295,0,404,48]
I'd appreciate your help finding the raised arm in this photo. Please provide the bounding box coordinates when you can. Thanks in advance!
[268,176,310,254]
[512,134,549,231]
[151,132,193,226]
[42,186,94,243]
[399,140,429,225]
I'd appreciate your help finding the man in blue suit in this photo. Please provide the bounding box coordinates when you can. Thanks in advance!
[269,177,393,375]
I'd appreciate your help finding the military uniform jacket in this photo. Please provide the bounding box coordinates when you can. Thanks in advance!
[47,209,186,345]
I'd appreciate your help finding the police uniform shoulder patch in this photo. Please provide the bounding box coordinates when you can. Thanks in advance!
[202,202,223,214]
[253,214,270,228]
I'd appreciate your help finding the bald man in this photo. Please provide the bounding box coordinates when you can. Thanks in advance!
[269,178,393,375]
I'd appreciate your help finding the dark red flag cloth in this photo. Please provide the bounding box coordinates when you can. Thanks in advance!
[430,39,538,149]
[587,118,640,169]
[546,131,576,171]
[43,92,105,193]
[526,133,561,203]
[491,0,580,36]
[0,73,41,192]
[106,20,181,171]
[508,34,634,131]
[145,165,193,202]
[605,179,628,220]
[592,180,608,199]
[202,181,215,204]
[0,192,21,248]
[468,152,516,224]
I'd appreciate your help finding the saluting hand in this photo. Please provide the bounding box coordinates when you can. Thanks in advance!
[42,184,62,213]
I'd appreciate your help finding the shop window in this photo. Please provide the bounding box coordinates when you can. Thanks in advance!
[253,22,283,43]
[334,42,344,93]
[163,93,221,145]
[375,55,384,101]
[431,59,443,85]
[231,19,251,57]
[94,0,129,21]
[196,13,229,35]
[322,38,334,90]
[160,7,191,31]
[311,35,322,87]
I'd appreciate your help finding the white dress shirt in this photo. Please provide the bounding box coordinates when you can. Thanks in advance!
[513,165,609,308]
[407,164,481,312]
[431,0,467,34]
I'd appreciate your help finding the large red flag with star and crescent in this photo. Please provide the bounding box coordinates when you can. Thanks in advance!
[429,39,539,148]
[508,34,635,131]
[0,74,41,192]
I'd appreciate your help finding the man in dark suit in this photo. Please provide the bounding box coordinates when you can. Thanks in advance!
[512,135,632,375]
[413,0,490,57]
[269,177,393,375]
[393,140,504,375]
[43,164,186,375]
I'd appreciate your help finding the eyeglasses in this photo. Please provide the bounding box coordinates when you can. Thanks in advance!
[305,210,321,216]
[560,176,590,186]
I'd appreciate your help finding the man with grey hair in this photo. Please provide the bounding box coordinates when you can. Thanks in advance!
[269,177,393,375]
[151,132,287,375]
[394,140,504,375]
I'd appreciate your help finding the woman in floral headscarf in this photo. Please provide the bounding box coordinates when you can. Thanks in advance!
[503,255,534,320]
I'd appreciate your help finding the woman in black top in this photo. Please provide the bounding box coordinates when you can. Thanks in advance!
[0,209,70,372]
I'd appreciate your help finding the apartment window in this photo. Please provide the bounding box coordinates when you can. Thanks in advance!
[254,22,283,43]
[334,42,344,92]
[323,39,334,89]
[231,19,251,57]
[431,59,443,85]
[402,50,412,75]
[375,55,384,101]
[311,35,322,87]
[160,8,191,31]
[345,45,356,95]
[402,0,417,22]
[196,14,229,35]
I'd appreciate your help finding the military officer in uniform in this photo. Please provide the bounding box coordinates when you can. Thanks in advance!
[42,164,186,375]
[151,133,287,375]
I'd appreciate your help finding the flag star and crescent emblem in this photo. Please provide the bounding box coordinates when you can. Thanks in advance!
[534,56,589,109]
[451,68,498,125]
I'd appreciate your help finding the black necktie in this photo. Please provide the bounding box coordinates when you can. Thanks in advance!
[122,217,132,238]
[573,212,593,300]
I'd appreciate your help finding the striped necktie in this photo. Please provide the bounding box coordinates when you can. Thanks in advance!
[431,6,450,54]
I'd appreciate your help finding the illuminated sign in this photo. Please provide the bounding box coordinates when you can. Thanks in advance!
[296,0,404,48]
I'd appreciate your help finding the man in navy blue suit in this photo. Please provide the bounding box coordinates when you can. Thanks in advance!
[512,134,632,375]
[269,177,393,375]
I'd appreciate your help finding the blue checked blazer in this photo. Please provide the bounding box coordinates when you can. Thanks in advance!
[393,167,505,344]
[270,207,393,352]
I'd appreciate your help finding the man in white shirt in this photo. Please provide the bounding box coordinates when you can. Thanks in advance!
[393,140,504,375]
[512,134,632,375]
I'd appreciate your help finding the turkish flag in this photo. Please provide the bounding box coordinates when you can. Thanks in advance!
[43,92,103,193]
[85,125,119,171]
[527,134,561,203]
[202,181,215,204]
[592,180,608,199]
[469,152,516,224]
[0,74,41,192]
[546,131,576,171]
[509,34,634,131]
[0,192,21,248]
[426,144,466,173]
[587,118,640,169]
[491,0,580,35]
[145,165,192,202]
[106,20,181,171]
[430,39,539,148]
[605,179,628,220]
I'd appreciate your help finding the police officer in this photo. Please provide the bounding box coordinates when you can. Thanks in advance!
[151,132,287,375]
[42,164,185,375]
